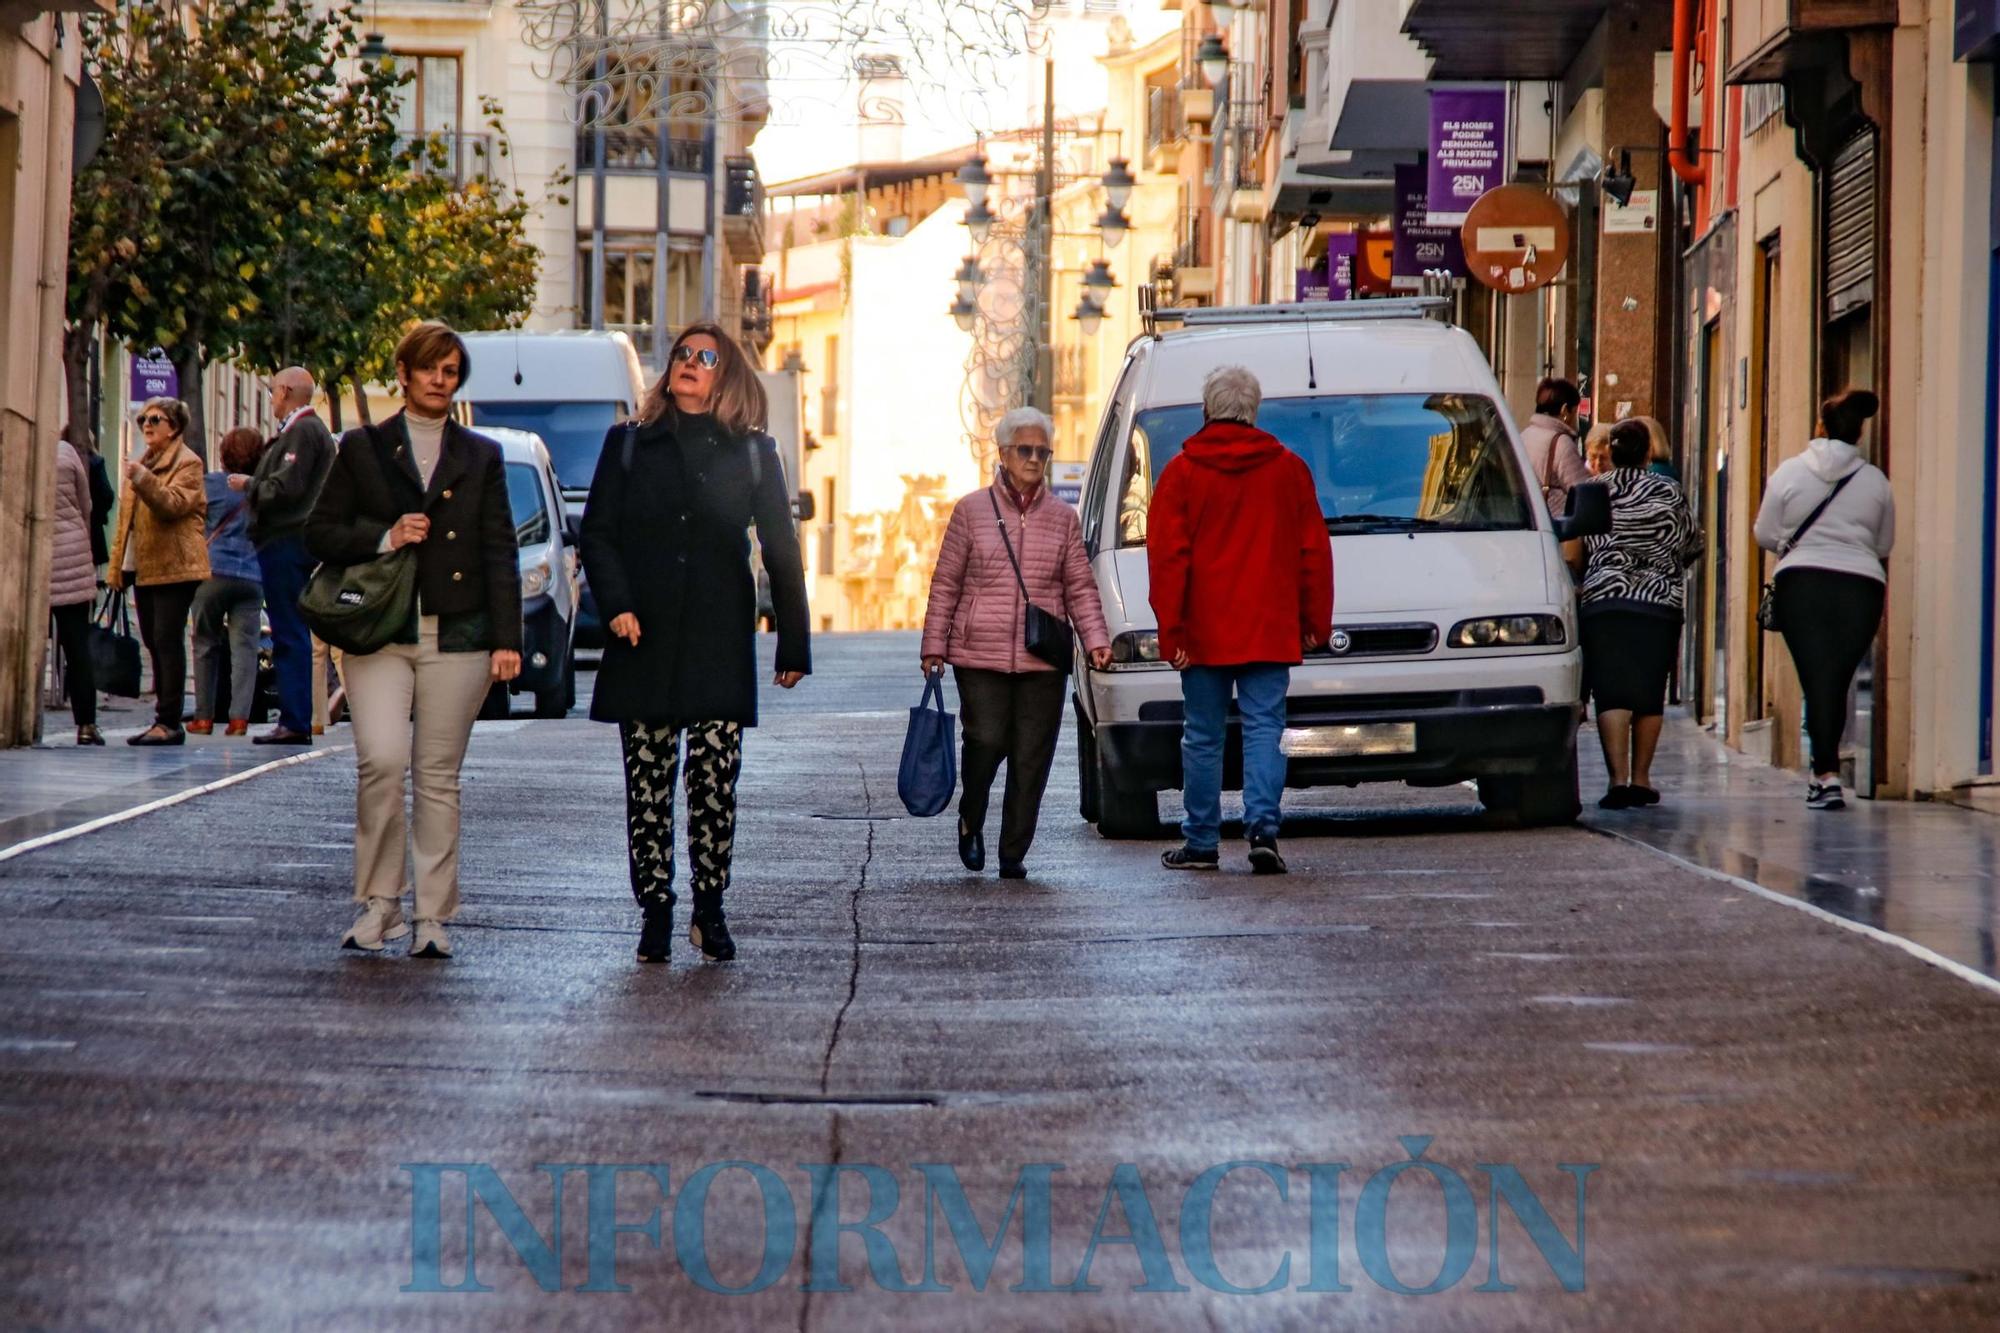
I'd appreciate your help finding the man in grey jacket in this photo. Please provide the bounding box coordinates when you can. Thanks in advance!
[232,365,335,744]
[1520,377,1591,521]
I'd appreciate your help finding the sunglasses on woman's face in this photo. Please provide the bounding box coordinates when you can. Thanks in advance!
[139,415,170,428]
[1012,444,1053,461]
[672,345,720,370]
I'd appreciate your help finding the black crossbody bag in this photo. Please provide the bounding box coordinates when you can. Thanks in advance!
[989,491,1074,673]
[1758,470,1856,632]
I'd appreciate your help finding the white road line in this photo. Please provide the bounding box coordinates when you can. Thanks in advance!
[1594,825,2000,1000]
[0,747,347,866]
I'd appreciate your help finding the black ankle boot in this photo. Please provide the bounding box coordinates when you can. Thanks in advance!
[637,905,673,963]
[689,897,735,962]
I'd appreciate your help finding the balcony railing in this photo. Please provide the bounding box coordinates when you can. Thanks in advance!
[398,132,494,186]
[576,130,711,175]
[1145,85,1183,156]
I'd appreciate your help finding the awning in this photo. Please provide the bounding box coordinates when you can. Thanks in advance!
[1400,0,1605,81]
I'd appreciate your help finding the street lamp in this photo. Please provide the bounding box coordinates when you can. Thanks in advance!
[1083,259,1118,293]
[1197,34,1228,87]
[963,198,996,246]
[359,31,391,62]
[954,255,983,303]
[956,154,992,209]
[949,295,978,333]
[1095,205,1130,249]
[1072,293,1105,336]
[1101,158,1135,212]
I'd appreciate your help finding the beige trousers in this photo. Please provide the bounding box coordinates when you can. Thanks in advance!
[311,634,345,731]
[343,624,492,920]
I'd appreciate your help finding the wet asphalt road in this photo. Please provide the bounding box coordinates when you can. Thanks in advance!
[4,631,2000,1329]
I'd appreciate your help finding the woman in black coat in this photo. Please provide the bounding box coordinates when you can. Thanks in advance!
[580,320,810,964]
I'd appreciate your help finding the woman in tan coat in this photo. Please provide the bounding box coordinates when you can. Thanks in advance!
[108,397,209,745]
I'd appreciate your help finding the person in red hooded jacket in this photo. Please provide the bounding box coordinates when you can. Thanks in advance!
[1148,365,1333,874]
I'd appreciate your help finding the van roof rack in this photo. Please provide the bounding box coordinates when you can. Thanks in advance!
[1172,297,1450,328]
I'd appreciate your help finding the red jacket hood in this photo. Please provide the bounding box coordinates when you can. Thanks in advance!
[1180,419,1289,473]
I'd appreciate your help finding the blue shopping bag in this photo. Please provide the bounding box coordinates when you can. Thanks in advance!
[897,671,957,817]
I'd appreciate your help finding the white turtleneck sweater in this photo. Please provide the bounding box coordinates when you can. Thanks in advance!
[404,409,445,487]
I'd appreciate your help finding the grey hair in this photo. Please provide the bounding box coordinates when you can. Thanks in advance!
[1202,365,1263,425]
[994,406,1054,451]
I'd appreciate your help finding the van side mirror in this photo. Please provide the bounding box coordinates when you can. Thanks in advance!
[793,490,817,523]
[1555,482,1611,541]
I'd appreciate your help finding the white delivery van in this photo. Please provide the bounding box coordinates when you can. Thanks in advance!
[458,330,648,646]
[1073,299,1608,837]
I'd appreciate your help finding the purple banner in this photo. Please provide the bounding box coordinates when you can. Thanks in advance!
[1325,234,1357,302]
[129,350,178,403]
[1393,159,1466,288]
[1426,86,1506,226]
[1295,263,1330,302]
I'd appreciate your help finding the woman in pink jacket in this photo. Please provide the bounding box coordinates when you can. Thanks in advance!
[921,408,1112,879]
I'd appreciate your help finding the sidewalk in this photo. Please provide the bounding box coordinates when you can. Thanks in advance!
[1580,712,2000,985]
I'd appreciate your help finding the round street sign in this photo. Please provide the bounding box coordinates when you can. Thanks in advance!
[1460,185,1571,294]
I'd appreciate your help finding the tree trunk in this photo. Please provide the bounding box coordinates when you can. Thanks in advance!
[170,343,206,463]
[325,379,344,434]
[352,380,374,426]
[62,325,97,454]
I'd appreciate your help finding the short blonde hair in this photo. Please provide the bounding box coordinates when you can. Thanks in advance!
[138,397,190,438]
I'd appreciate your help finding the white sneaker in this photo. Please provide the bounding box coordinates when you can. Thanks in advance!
[341,897,410,952]
[411,920,453,959]
[1806,781,1846,811]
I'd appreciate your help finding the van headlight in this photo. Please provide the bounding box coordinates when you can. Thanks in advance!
[1446,614,1566,648]
[1107,630,1165,666]
[520,558,552,598]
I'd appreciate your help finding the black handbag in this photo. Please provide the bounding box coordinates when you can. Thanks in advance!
[298,425,421,654]
[1758,471,1856,633]
[88,588,142,697]
[989,491,1075,673]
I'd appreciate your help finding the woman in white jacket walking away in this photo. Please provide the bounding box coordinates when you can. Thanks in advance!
[1754,389,1895,811]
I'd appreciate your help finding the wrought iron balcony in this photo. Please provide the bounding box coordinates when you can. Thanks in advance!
[576,130,711,175]
[397,132,495,186]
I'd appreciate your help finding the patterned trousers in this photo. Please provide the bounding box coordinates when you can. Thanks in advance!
[618,720,744,911]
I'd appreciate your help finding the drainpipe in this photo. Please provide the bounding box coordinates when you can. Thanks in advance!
[1669,0,1709,187]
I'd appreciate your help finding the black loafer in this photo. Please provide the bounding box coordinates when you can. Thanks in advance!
[998,862,1027,880]
[1626,784,1661,807]
[127,724,184,747]
[1597,786,1634,810]
[958,819,985,872]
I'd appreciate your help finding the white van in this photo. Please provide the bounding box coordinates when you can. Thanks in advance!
[1074,299,1606,837]
[459,330,648,645]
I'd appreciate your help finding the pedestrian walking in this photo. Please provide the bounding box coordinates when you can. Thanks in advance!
[1754,389,1894,811]
[306,322,522,959]
[73,422,116,570]
[108,397,208,746]
[579,321,811,965]
[1148,366,1333,874]
[1521,377,1592,519]
[239,365,336,746]
[1567,419,1698,810]
[189,428,266,736]
[47,435,103,746]
[310,635,345,734]
[1584,422,1613,478]
[1635,414,1681,484]
[919,407,1113,880]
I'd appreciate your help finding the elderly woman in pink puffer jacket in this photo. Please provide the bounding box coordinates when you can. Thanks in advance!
[921,407,1112,880]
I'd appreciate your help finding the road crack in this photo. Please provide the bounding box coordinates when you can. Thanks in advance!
[818,762,871,1097]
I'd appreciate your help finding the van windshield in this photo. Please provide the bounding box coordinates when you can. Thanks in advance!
[470,401,620,492]
[1113,393,1533,547]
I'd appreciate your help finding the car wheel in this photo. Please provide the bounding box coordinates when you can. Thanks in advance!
[1478,735,1581,827]
[534,650,575,719]
[1095,746,1160,839]
[1076,705,1101,823]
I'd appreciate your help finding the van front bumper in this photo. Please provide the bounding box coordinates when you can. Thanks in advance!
[1095,694,1581,793]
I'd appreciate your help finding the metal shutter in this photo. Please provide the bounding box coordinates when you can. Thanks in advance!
[1824,130,1876,320]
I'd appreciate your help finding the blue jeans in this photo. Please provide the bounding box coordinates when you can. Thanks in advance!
[1179,663,1291,850]
[257,534,316,734]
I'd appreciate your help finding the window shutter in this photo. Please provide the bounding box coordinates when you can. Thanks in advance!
[1824,130,1877,320]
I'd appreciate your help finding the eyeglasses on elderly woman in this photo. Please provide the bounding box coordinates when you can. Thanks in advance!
[138,414,172,428]
[1010,443,1053,461]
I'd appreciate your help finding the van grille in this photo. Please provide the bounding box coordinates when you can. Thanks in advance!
[1305,622,1440,658]
[1134,687,1543,724]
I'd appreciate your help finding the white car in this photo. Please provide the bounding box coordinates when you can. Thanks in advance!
[481,426,582,718]
[1073,299,1608,836]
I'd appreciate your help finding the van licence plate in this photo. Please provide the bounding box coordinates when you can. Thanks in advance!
[1279,723,1417,758]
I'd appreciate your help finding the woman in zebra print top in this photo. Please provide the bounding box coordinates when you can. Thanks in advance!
[1564,419,1698,810]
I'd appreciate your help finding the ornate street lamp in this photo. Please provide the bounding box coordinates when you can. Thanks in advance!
[1083,259,1118,293]
[1101,157,1135,212]
[359,31,391,62]
[949,295,978,333]
[954,255,983,303]
[956,154,992,209]
[1072,293,1105,336]
[1197,34,1229,88]
[1095,205,1130,249]
[963,198,997,246]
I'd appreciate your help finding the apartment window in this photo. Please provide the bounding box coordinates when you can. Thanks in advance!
[577,239,705,355]
[820,334,840,436]
[388,54,460,139]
